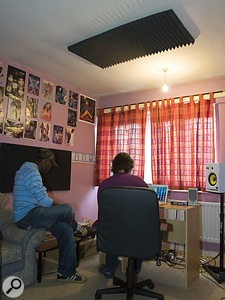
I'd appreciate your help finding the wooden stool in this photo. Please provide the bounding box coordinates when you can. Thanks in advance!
[36,232,81,283]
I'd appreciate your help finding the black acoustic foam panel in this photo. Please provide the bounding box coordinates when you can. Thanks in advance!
[0,143,71,192]
[68,9,195,69]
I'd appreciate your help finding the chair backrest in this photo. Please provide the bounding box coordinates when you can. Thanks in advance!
[97,186,161,259]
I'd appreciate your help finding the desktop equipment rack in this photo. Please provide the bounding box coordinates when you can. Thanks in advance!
[202,193,225,283]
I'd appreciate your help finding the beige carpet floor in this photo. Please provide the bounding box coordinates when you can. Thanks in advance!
[2,248,225,300]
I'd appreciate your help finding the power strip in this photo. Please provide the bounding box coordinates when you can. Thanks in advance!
[170,200,188,206]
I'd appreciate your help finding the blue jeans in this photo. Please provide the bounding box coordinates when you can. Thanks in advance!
[16,204,78,277]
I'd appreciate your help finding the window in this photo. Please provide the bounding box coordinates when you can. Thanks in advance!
[95,93,214,190]
[95,104,147,185]
[149,94,214,190]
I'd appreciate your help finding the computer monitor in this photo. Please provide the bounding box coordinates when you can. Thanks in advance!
[148,184,168,203]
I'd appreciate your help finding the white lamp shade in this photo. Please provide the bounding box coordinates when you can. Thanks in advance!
[162,83,168,92]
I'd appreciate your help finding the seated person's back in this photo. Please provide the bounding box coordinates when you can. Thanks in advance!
[97,152,148,278]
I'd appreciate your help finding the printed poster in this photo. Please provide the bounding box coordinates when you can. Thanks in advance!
[0,111,4,133]
[7,97,22,121]
[5,65,26,100]
[0,86,4,109]
[79,95,95,124]
[24,119,37,139]
[52,125,63,144]
[55,85,67,105]
[41,100,52,121]
[65,127,75,146]
[67,109,77,127]
[69,91,78,109]
[4,120,23,138]
[25,96,38,118]
[27,73,40,96]
[42,80,53,100]
[39,121,50,142]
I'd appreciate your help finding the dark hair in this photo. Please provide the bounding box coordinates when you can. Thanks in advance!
[36,148,58,166]
[111,152,134,174]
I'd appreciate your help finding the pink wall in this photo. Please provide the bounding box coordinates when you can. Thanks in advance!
[98,77,225,108]
[215,97,225,163]
[1,55,224,222]
[0,56,98,223]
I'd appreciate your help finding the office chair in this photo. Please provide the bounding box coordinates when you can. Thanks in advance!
[95,186,164,300]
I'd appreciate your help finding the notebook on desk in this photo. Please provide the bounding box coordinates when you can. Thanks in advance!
[148,184,168,203]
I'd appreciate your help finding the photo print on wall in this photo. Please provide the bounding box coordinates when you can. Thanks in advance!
[25,96,38,118]
[1,60,96,150]
[7,97,22,121]
[0,86,4,109]
[0,62,4,85]
[65,127,75,146]
[24,119,37,139]
[69,91,78,109]
[41,100,52,121]
[67,109,77,127]
[53,125,63,144]
[79,95,95,124]
[55,85,67,105]
[4,120,23,138]
[39,121,50,142]
[42,80,53,100]
[27,73,40,96]
[0,111,4,133]
[5,65,26,100]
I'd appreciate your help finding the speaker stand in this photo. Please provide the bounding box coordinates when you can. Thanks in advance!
[202,193,225,283]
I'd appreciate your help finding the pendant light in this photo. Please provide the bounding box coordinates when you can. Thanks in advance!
[162,68,169,92]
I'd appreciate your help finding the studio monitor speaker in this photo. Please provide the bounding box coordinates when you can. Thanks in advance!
[206,163,225,193]
[188,188,198,206]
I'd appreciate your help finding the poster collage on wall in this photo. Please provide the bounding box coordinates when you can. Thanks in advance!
[0,62,96,147]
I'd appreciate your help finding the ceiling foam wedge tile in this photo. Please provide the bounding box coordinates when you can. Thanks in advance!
[68,9,195,69]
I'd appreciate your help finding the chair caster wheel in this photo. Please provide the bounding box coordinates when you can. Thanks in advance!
[147,282,154,289]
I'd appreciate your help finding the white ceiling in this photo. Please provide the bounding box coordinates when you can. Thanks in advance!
[0,0,224,99]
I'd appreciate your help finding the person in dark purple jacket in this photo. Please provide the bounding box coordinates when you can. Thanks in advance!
[98,152,148,278]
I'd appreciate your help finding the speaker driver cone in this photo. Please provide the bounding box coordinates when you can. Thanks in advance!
[208,173,217,186]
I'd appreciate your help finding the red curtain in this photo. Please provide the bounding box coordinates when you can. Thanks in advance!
[95,103,147,185]
[150,93,214,190]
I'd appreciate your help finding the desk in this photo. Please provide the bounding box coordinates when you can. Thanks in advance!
[99,203,200,288]
[159,203,200,288]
